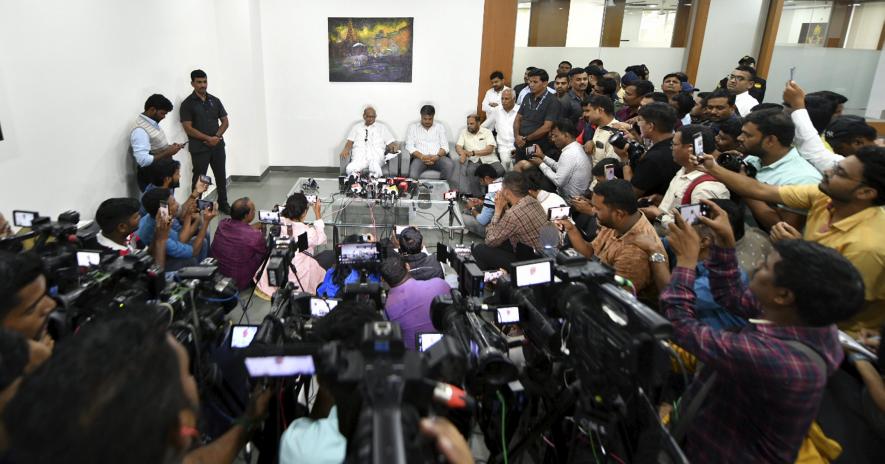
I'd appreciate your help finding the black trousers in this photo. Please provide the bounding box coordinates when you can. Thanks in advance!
[473,242,518,270]
[191,145,228,204]
[136,165,152,192]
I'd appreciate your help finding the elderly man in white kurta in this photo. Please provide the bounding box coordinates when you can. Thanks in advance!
[340,106,398,177]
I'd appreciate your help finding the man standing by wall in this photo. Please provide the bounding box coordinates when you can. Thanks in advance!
[180,69,231,214]
[129,94,183,194]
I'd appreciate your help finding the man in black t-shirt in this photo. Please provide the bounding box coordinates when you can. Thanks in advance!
[180,69,231,214]
[614,102,679,199]
[514,68,561,162]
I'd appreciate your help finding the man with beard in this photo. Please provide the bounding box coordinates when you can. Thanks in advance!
[139,158,209,217]
[3,312,272,464]
[736,109,821,229]
[553,72,571,119]
[557,179,663,293]
[136,188,217,271]
[405,105,454,180]
[524,119,592,200]
[562,67,590,124]
[701,89,738,134]
[616,79,654,122]
[129,94,184,193]
[481,70,509,114]
[0,251,57,343]
[697,145,885,336]
[455,114,498,196]
[514,68,561,162]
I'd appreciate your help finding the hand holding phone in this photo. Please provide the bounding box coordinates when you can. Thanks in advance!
[692,132,705,163]
[199,175,213,185]
[158,200,169,220]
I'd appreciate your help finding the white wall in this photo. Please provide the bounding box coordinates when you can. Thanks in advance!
[864,49,885,119]
[845,3,885,50]
[565,0,604,47]
[694,0,767,92]
[515,2,531,47]
[0,0,217,220]
[260,0,485,168]
[512,47,686,87]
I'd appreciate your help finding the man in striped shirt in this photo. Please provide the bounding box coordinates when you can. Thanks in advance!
[405,105,454,180]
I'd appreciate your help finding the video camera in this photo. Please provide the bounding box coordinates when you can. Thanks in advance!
[608,131,646,167]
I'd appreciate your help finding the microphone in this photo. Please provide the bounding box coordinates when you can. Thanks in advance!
[427,380,476,411]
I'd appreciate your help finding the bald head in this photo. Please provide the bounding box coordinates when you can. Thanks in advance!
[363,106,377,126]
[230,197,254,222]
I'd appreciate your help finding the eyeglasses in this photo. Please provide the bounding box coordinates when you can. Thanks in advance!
[831,163,865,184]
[727,74,747,82]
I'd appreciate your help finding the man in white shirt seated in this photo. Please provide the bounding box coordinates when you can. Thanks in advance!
[481,70,509,115]
[482,88,519,170]
[522,119,592,199]
[455,113,498,196]
[339,106,398,177]
[405,105,454,180]
[93,198,142,255]
[639,125,730,230]
[726,65,759,117]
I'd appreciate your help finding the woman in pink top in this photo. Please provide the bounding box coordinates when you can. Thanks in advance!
[256,192,328,296]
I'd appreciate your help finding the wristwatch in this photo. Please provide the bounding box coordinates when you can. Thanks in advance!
[649,252,667,263]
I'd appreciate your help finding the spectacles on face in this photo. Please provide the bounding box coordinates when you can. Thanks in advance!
[728,75,747,82]
[831,163,865,184]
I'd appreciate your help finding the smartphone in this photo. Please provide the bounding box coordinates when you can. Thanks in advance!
[196,199,213,211]
[310,298,340,318]
[444,190,458,201]
[158,200,169,220]
[487,181,503,194]
[526,145,536,157]
[12,210,38,227]
[605,164,616,180]
[547,206,571,221]
[677,203,711,225]
[496,306,520,325]
[244,355,315,377]
[230,325,259,348]
[789,66,796,82]
[199,175,213,185]
[76,251,102,268]
[637,197,653,207]
[258,210,280,224]
[692,132,705,163]
[306,194,317,205]
[416,332,444,352]
[484,270,504,283]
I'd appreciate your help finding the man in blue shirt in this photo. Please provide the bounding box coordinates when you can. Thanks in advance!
[463,163,501,237]
[136,188,216,271]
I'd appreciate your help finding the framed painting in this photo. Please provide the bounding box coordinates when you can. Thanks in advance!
[328,17,413,82]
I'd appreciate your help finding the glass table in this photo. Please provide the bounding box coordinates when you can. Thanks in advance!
[288,177,466,244]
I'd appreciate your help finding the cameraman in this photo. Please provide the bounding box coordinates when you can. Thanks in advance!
[393,227,444,280]
[211,197,267,290]
[0,251,57,342]
[615,102,680,200]
[381,252,450,351]
[661,199,864,462]
[3,312,270,464]
[463,163,501,237]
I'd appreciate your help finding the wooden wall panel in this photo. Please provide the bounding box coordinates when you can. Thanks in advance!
[756,0,784,79]
[684,0,710,84]
[476,0,518,116]
[527,0,570,47]
[600,0,626,47]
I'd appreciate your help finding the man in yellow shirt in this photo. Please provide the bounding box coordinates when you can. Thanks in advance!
[699,146,885,334]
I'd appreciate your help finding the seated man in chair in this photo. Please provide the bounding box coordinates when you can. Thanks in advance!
[406,104,454,180]
[339,106,398,177]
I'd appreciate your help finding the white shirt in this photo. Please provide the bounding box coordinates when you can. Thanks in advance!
[537,190,567,211]
[681,114,692,127]
[790,108,842,174]
[346,122,395,160]
[97,232,135,253]
[405,122,449,156]
[735,91,759,117]
[657,168,730,226]
[517,85,554,105]
[482,105,519,157]
[539,141,593,199]
[481,86,509,114]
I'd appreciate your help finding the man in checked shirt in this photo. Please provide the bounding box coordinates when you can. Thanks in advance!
[660,199,865,463]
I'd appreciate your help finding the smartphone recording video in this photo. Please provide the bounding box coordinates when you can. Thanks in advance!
[487,181,503,194]
[196,199,213,211]
[244,355,315,377]
[693,132,705,163]
[158,201,169,219]
[416,332,444,352]
[677,203,710,225]
[338,243,380,265]
[306,194,317,205]
[605,164,616,180]
[258,210,281,224]
[230,325,259,348]
[526,146,536,157]
[444,190,458,201]
[310,298,340,318]
[547,206,571,221]
[484,270,504,283]
[199,175,213,185]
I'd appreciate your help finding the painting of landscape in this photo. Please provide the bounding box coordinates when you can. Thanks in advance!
[328,17,413,82]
